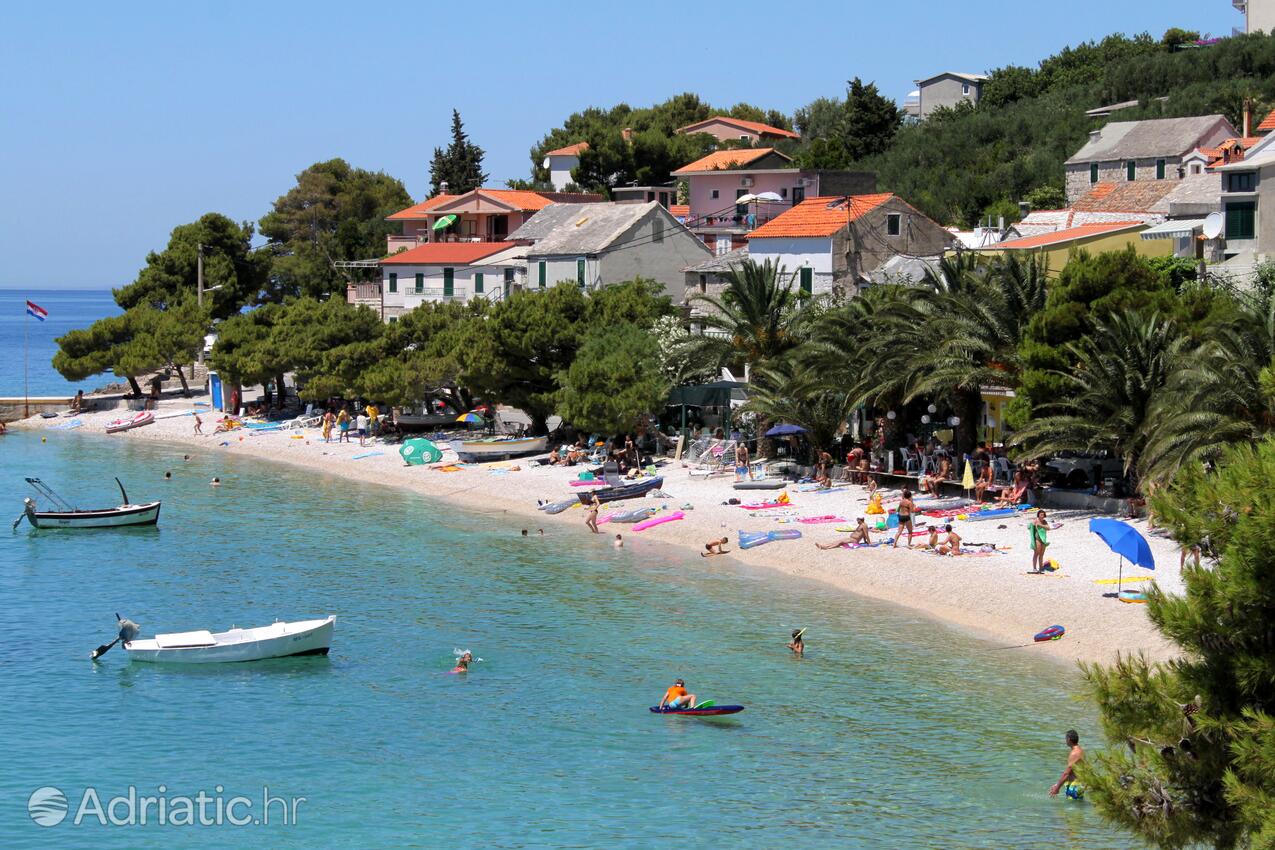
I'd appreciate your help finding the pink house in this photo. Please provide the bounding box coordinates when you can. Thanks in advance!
[671,149,876,255]
[385,188,603,253]
[676,116,800,145]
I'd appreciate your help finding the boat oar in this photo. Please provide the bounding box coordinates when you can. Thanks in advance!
[11,513,25,531]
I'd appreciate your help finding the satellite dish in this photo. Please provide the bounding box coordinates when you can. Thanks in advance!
[1203,212,1223,240]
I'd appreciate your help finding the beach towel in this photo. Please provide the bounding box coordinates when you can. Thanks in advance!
[797,515,846,525]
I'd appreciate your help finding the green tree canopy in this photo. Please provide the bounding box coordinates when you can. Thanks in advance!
[457,279,673,434]
[529,93,792,192]
[793,78,903,170]
[1081,438,1275,848]
[259,159,412,301]
[114,212,268,320]
[556,322,669,434]
[429,109,488,196]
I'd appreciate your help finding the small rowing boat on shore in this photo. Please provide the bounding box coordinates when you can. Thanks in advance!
[450,436,547,462]
[17,477,160,530]
[577,476,663,504]
[105,411,154,433]
[122,616,336,663]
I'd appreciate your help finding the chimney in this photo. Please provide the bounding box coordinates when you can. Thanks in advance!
[1089,129,1101,143]
[1243,97,1253,138]
[1018,201,1030,217]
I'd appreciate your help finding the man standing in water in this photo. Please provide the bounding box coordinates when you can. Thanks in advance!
[1049,730,1085,798]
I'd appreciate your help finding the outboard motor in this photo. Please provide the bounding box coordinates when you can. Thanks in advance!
[117,617,140,645]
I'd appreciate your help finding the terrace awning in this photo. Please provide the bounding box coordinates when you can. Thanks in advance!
[667,381,747,408]
[1139,218,1207,240]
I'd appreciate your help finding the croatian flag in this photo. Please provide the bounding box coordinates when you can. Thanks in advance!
[26,300,47,321]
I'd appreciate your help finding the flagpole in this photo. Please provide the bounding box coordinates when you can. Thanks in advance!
[24,306,30,419]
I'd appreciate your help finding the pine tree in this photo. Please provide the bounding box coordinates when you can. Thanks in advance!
[429,109,488,196]
[1080,439,1275,848]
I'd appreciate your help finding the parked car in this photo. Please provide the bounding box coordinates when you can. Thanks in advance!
[1043,452,1125,490]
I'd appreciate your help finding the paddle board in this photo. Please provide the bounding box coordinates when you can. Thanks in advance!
[650,704,744,716]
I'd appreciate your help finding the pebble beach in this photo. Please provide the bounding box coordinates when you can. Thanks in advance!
[19,397,1184,667]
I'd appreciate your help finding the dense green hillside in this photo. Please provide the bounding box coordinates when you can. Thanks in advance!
[866,32,1275,227]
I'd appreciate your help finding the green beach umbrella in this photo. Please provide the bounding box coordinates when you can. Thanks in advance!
[432,214,458,231]
[400,438,442,466]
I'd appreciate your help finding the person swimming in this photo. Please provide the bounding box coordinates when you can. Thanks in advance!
[163,471,172,480]
[451,651,474,673]
[614,533,623,548]
[659,678,696,709]
[786,628,806,656]
[210,477,221,486]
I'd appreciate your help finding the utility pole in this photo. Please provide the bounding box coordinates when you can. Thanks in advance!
[196,243,205,365]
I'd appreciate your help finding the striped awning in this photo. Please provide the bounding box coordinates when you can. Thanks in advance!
[1139,218,1207,240]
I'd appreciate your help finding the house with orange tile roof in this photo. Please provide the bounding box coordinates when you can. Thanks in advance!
[542,142,589,190]
[670,148,875,254]
[676,116,800,145]
[745,194,955,295]
[384,187,603,253]
[972,221,1171,271]
[368,241,526,319]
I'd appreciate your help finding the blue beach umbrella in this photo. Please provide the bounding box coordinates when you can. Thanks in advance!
[1088,517,1155,598]
[765,424,806,437]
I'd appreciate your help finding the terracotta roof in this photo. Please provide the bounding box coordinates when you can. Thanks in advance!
[673,147,784,174]
[381,242,518,265]
[668,204,690,219]
[386,194,457,220]
[747,194,894,239]
[677,116,800,140]
[1071,180,1179,213]
[1258,108,1275,133]
[545,142,589,157]
[386,189,558,220]
[992,222,1144,250]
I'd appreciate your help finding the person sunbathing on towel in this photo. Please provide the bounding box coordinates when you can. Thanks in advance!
[937,524,963,556]
[816,518,873,549]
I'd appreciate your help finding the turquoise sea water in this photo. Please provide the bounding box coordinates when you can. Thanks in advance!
[0,289,119,397]
[0,431,1135,849]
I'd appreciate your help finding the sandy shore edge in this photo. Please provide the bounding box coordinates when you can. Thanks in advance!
[17,398,1183,667]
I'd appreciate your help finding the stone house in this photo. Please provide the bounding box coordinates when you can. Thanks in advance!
[1063,115,1237,203]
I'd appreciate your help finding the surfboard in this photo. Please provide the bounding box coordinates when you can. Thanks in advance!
[1092,576,1154,585]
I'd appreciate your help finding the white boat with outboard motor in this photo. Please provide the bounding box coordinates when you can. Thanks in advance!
[91,614,336,663]
[16,477,161,530]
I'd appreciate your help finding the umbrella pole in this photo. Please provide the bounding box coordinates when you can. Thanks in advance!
[1117,557,1123,598]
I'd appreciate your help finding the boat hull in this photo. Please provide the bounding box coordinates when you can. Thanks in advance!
[577,477,663,504]
[105,412,155,433]
[26,501,161,529]
[125,616,335,663]
[451,437,547,462]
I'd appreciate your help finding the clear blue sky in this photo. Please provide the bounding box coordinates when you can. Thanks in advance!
[0,0,1233,289]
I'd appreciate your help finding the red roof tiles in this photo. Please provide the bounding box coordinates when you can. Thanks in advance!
[544,142,589,157]
[381,242,518,265]
[386,189,559,220]
[678,116,800,140]
[1071,181,1178,213]
[746,194,895,239]
[1257,108,1275,133]
[993,222,1144,250]
[673,147,783,174]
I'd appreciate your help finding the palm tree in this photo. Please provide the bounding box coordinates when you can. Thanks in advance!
[677,257,814,377]
[1139,288,1275,485]
[744,355,856,454]
[812,252,1048,454]
[1008,310,1184,488]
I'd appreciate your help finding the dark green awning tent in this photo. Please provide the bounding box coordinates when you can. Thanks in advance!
[667,381,747,408]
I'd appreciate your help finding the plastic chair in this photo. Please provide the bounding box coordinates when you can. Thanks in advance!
[992,457,1014,486]
[898,448,921,475]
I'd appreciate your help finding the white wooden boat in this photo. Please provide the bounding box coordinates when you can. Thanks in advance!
[105,411,154,433]
[124,616,336,663]
[450,436,547,462]
[18,478,160,529]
